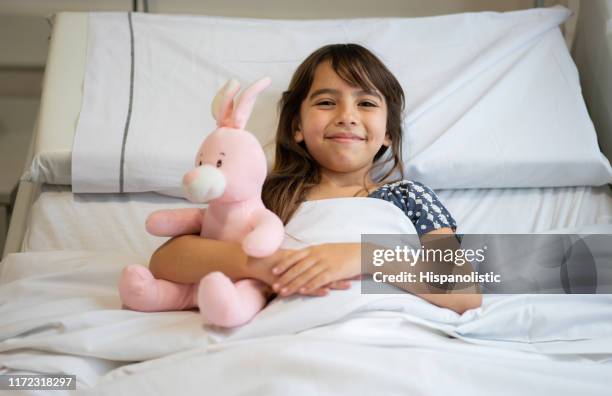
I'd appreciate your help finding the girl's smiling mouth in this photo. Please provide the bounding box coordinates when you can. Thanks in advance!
[325,132,366,142]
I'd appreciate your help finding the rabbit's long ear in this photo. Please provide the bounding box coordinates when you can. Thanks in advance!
[211,79,241,128]
[233,77,271,130]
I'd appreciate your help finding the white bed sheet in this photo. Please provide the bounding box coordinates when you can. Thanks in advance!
[439,185,612,233]
[21,184,612,258]
[2,199,612,393]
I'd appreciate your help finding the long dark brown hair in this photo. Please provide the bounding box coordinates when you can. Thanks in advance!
[262,43,405,224]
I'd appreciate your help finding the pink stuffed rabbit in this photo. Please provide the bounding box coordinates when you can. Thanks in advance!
[119,77,284,327]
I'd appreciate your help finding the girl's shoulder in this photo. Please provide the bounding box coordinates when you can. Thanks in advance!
[369,179,457,235]
[369,179,433,197]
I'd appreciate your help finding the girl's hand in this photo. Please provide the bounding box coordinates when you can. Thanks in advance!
[246,248,353,297]
[271,243,362,297]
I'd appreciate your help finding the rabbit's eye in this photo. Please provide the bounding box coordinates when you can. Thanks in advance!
[198,160,203,166]
[216,159,223,168]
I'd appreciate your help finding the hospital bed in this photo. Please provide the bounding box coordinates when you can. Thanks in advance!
[2,3,612,394]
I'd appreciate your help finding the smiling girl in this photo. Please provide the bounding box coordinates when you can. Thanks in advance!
[147,43,482,314]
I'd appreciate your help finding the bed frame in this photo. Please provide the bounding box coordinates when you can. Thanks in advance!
[3,1,610,260]
[3,12,86,260]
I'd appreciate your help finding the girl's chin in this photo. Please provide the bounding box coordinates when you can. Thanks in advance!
[321,161,372,174]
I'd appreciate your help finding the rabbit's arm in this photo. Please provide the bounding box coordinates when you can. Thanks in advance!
[242,208,284,257]
[145,208,204,236]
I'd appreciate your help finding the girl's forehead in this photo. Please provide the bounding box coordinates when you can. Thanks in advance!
[310,61,379,95]
[308,62,383,101]
[311,62,348,86]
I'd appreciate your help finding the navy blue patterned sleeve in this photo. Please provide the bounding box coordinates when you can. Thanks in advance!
[368,180,458,236]
[396,181,456,236]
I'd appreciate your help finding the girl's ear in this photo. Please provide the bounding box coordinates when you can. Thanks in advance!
[294,120,304,142]
[383,133,391,147]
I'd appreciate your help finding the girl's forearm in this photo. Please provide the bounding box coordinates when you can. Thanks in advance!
[417,292,482,315]
[369,263,482,313]
[149,235,252,284]
[362,240,483,314]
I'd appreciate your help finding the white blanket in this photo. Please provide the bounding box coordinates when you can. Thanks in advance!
[72,7,612,196]
[1,199,612,393]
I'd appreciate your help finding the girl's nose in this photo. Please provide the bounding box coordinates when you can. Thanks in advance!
[334,104,358,126]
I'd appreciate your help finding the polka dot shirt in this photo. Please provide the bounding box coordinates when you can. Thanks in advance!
[368,180,457,236]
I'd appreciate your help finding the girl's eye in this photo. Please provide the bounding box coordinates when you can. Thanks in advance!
[216,159,223,168]
[316,100,334,106]
[360,101,378,107]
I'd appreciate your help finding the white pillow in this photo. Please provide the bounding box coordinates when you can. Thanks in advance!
[398,24,612,188]
[22,151,71,185]
[33,7,612,194]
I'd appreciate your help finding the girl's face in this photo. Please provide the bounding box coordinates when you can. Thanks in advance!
[295,61,390,175]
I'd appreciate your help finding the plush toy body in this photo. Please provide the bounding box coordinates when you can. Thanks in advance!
[119,77,284,327]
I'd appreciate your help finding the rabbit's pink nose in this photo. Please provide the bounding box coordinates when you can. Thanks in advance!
[183,169,199,186]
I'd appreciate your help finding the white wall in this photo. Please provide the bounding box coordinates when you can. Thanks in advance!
[0,0,577,87]
[572,0,612,161]
[0,0,549,72]
[0,0,542,18]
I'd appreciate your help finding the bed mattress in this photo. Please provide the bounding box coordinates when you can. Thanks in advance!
[21,184,612,259]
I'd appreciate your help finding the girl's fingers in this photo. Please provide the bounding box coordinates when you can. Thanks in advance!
[302,287,329,297]
[272,248,311,276]
[328,280,351,290]
[279,265,326,296]
[298,272,336,295]
[274,257,318,290]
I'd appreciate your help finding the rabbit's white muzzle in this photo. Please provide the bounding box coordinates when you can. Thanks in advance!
[183,165,226,203]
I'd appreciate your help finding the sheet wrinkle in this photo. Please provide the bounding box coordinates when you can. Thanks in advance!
[564,187,584,228]
[550,41,574,91]
[531,192,548,233]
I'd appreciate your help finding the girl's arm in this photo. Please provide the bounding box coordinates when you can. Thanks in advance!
[149,234,273,285]
[271,229,482,314]
[409,228,482,313]
[149,234,350,295]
